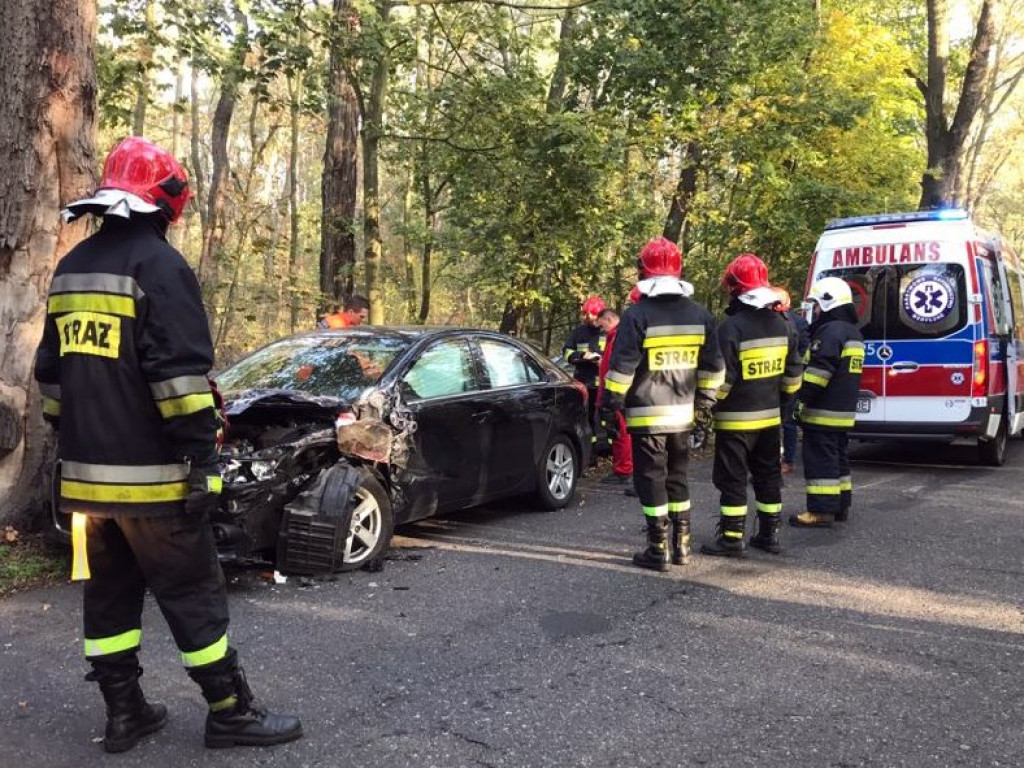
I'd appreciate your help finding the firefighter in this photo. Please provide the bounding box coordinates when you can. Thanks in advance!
[318,294,370,329]
[790,276,865,527]
[563,295,608,453]
[601,237,724,570]
[34,137,302,752]
[774,288,810,474]
[701,255,803,557]
[595,307,632,487]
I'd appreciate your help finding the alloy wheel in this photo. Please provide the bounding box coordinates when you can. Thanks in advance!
[545,442,575,501]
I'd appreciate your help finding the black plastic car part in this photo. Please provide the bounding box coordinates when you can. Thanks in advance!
[276,461,362,575]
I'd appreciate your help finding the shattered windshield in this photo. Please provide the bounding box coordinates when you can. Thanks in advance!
[216,334,411,400]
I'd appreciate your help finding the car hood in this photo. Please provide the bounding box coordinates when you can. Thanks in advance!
[223,389,351,419]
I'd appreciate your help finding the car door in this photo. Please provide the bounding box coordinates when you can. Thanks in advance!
[474,337,553,496]
[398,338,491,516]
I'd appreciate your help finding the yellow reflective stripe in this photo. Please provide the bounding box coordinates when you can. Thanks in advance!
[207,476,223,494]
[839,476,852,491]
[642,505,669,518]
[806,482,841,495]
[781,382,801,395]
[842,341,865,354]
[841,348,862,358]
[62,479,189,503]
[71,512,90,581]
[803,370,831,386]
[42,396,61,416]
[756,501,782,514]
[667,501,690,513]
[716,417,781,431]
[209,695,238,712]
[155,392,215,419]
[48,293,135,317]
[643,334,704,348]
[181,633,229,668]
[697,370,725,389]
[803,414,855,428]
[84,628,142,658]
[721,505,747,517]
[627,414,693,429]
[605,378,631,395]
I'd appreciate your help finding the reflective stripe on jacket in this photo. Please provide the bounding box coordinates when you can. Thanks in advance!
[797,311,864,431]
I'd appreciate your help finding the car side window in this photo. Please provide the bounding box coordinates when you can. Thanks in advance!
[479,339,544,388]
[402,340,479,400]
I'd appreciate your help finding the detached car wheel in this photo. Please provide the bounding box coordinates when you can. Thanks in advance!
[334,468,393,572]
[536,434,578,510]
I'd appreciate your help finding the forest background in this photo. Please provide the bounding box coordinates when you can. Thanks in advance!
[0,0,1022,522]
[89,0,1024,360]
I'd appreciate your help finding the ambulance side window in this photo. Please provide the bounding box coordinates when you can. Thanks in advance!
[980,260,1012,336]
[1006,264,1024,339]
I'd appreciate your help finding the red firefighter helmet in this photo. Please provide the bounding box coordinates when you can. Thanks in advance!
[581,295,606,316]
[637,237,682,278]
[627,285,642,304]
[722,253,769,295]
[98,137,192,223]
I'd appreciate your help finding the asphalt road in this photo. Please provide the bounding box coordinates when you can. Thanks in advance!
[2,438,1023,768]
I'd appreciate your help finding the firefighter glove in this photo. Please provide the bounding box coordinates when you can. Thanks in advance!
[186,461,223,517]
[792,400,805,423]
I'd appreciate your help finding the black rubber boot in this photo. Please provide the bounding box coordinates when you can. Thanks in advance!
[189,649,303,749]
[668,512,691,565]
[700,515,748,558]
[749,512,782,554]
[90,667,168,754]
[837,491,851,522]
[632,517,670,572]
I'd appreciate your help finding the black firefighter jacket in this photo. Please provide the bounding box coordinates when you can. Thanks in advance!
[605,295,725,434]
[562,323,606,388]
[796,306,865,431]
[34,216,219,517]
[715,301,804,432]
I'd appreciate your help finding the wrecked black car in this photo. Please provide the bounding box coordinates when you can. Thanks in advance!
[210,327,592,575]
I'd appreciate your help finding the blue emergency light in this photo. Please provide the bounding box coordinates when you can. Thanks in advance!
[824,209,969,231]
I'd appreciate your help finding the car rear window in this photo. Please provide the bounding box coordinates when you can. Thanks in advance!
[819,264,967,339]
[216,335,410,399]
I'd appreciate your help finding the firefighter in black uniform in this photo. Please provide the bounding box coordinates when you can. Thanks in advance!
[563,295,608,453]
[34,137,302,752]
[789,277,865,527]
[601,237,724,570]
[701,255,803,557]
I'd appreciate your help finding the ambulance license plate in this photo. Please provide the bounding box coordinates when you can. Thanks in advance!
[856,398,872,414]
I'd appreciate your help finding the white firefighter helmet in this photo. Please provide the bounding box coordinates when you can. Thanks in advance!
[806,276,853,312]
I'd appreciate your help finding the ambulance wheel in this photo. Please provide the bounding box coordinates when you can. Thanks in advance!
[536,434,578,510]
[978,413,1008,467]
[335,469,393,572]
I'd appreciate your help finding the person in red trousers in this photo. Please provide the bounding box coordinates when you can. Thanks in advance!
[596,307,634,491]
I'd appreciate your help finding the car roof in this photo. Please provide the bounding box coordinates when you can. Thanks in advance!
[292,326,519,342]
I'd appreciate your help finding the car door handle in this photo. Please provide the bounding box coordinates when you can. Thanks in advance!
[890,362,919,373]
[471,410,494,423]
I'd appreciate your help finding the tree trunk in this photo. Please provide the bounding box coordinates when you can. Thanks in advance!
[321,0,360,313]
[402,172,417,321]
[131,0,155,136]
[663,141,702,248]
[0,0,96,525]
[917,0,994,209]
[197,4,249,312]
[363,0,392,326]
[288,75,302,333]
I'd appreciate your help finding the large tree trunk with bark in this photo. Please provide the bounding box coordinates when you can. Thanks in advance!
[916,0,994,209]
[0,0,96,526]
[663,141,702,249]
[363,0,392,326]
[321,0,360,313]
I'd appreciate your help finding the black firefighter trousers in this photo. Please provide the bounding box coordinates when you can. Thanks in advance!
[81,510,230,674]
[801,427,852,516]
[632,432,690,517]
[712,428,783,517]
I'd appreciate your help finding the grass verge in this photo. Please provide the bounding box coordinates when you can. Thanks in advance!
[0,530,69,597]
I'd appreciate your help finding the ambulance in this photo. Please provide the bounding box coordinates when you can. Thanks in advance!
[805,209,1024,465]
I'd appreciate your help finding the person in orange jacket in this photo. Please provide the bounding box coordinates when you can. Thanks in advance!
[318,295,370,329]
